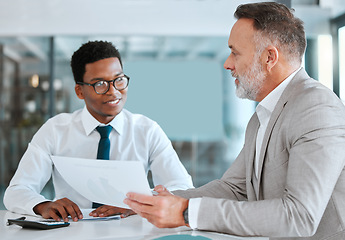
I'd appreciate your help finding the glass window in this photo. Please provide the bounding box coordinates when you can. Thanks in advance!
[318,35,333,90]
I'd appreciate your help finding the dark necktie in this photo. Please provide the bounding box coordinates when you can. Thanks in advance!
[92,125,112,208]
[96,125,112,160]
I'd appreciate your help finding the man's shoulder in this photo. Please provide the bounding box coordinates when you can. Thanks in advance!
[121,109,166,139]
[46,109,83,126]
[291,78,341,106]
[122,109,157,126]
[284,78,345,125]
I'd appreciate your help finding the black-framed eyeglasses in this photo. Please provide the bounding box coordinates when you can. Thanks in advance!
[77,75,130,95]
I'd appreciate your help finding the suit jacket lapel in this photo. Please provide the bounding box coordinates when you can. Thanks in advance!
[255,68,310,197]
[256,99,286,198]
[245,112,260,201]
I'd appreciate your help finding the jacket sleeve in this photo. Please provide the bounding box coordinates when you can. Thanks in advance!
[174,146,247,201]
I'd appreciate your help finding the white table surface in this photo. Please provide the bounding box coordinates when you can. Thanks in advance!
[0,210,268,240]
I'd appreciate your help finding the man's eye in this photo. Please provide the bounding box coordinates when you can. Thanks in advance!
[95,81,107,87]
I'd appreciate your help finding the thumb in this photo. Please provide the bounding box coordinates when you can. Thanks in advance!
[153,185,167,193]
[153,185,172,196]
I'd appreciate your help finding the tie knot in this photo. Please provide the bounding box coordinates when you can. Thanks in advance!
[96,125,112,139]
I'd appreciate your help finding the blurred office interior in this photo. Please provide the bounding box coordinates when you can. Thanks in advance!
[1,0,345,210]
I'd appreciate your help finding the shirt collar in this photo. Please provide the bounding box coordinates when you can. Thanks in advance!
[258,67,301,114]
[81,106,125,136]
[255,104,271,126]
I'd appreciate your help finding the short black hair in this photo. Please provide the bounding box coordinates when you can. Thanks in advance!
[70,40,123,83]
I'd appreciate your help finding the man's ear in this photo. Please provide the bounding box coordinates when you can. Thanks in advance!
[265,45,279,72]
[75,84,84,100]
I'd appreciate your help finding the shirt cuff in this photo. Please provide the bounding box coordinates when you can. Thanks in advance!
[188,198,202,229]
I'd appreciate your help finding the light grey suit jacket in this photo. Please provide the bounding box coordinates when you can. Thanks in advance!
[175,68,345,240]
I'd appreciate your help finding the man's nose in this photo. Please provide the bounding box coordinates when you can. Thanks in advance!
[223,55,234,71]
[107,83,121,95]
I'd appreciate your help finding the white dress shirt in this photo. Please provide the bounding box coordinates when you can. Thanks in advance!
[254,67,301,178]
[4,107,193,216]
[188,67,301,229]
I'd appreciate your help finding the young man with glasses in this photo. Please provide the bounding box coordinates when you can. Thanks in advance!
[4,41,193,222]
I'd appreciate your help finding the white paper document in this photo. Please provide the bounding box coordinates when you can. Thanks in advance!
[51,156,152,209]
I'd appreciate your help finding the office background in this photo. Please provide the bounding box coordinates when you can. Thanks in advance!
[1,0,345,210]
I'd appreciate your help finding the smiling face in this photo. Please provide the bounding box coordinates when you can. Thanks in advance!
[223,18,268,101]
[75,57,127,124]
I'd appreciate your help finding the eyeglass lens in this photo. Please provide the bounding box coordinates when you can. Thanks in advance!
[94,77,128,94]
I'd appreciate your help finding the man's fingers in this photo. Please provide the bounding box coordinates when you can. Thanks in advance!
[48,210,62,222]
[125,193,171,215]
[64,205,77,221]
[65,204,83,221]
[89,208,98,216]
[70,202,83,220]
[97,206,119,217]
[57,198,83,221]
[54,205,69,222]
[126,192,155,205]
[90,206,108,217]
[74,205,83,219]
[153,185,172,197]
[120,209,135,218]
[90,205,131,217]
[41,207,60,221]
[124,198,156,215]
[124,198,143,212]
[35,198,83,222]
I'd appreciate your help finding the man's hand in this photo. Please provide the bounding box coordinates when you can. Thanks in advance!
[89,205,135,218]
[124,185,189,228]
[33,198,83,222]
